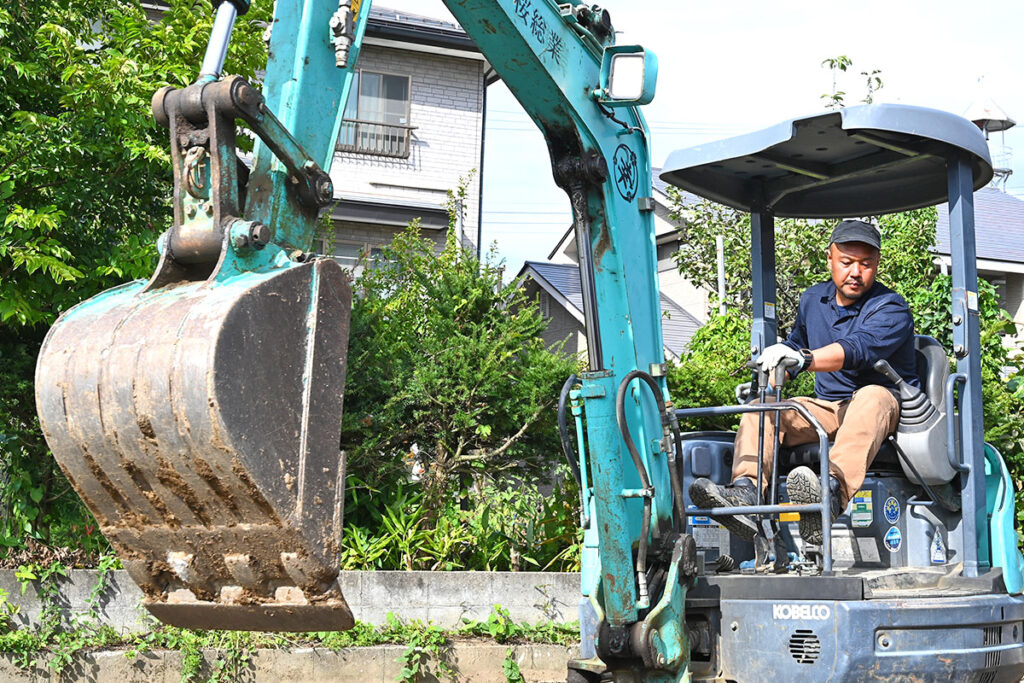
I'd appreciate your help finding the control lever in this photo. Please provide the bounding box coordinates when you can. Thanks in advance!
[745,357,801,393]
[873,359,936,426]
[743,355,801,552]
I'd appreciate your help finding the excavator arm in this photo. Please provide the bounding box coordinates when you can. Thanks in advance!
[35,0,695,678]
[438,2,695,679]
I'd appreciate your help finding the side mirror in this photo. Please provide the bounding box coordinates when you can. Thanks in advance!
[596,46,658,107]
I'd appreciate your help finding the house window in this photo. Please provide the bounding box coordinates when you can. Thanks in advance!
[315,238,364,269]
[539,292,552,319]
[337,71,414,158]
[314,238,392,275]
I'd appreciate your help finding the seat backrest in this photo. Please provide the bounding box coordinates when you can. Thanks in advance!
[893,334,955,486]
[914,335,948,412]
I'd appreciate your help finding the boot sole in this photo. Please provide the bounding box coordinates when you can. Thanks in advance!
[690,484,758,543]
[786,469,824,545]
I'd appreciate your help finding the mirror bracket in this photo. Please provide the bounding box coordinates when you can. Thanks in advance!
[594,45,658,107]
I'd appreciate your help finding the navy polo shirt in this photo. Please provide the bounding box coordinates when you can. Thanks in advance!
[782,280,921,402]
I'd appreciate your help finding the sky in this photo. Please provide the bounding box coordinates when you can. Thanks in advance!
[379,0,1024,276]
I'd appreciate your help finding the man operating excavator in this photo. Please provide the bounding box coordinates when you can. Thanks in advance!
[689,219,921,544]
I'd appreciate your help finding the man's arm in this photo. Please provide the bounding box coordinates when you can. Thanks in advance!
[835,300,914,370]
[806,342,845,372]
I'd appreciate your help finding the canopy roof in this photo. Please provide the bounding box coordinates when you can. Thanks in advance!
[659,104,993,218]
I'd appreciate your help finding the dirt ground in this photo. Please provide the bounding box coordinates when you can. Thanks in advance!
[0,538,99,569]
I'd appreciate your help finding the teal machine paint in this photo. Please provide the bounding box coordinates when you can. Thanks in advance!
[33,0,1024,679]
[437,4,697,678]
[37,0,701,674]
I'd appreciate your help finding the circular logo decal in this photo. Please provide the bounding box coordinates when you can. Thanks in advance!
[884,526,902,553]
[612,144,638,202]
[883,497,900,525]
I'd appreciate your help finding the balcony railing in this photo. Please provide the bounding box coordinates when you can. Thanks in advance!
[337,118,416,158]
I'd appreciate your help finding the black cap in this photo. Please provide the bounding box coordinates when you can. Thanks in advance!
[829,219,881,251]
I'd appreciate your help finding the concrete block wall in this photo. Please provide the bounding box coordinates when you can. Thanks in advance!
[329,44,484,255]
[0,570,581,635]
[0,643,579,681]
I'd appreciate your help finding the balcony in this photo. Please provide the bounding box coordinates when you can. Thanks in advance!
[337,118,416,159]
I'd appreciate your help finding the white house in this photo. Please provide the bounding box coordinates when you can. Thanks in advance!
[323,7,492,269]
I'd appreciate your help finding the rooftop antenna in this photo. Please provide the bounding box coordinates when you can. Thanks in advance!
[964,78,1015,191]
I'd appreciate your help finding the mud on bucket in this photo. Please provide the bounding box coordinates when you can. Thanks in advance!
[35,258,354,631]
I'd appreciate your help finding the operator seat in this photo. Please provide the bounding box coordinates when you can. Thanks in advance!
[776,335,953,485]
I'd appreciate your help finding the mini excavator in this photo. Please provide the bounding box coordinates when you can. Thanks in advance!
[35,1,1024,680]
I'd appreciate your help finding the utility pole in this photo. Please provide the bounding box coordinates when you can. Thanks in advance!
[716,234,727,314]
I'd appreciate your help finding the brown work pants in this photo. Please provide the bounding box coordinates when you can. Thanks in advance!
[731,385,899,507]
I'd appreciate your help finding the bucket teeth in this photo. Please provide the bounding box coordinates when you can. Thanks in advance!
[281,552,332,592]
[223,553,262,589]
[35,259,354,631]
[123,558,167,596]
[167,551,197,584]
[274,586,309,605]
[220,586,245,604]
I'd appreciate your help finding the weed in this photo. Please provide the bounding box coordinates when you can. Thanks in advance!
[0,588,20,634]
[85,553,120,619]
[15,561,67,639]
[502,647,526,683]
[0,591,577,681]
[388,613,455,682]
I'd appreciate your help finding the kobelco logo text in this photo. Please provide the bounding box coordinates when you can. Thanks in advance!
[772,603,831,620]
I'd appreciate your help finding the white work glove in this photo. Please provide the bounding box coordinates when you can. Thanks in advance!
[756,343,803,375]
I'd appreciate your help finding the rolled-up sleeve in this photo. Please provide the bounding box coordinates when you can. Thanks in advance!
[836,301,913,370]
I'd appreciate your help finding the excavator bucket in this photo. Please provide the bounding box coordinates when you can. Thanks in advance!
[35,257,354,631]
[31,0,375,629]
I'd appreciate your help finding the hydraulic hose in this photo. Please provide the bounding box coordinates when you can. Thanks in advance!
[615,369,683,609]
[558,373,583,487]
[666,405,686,532]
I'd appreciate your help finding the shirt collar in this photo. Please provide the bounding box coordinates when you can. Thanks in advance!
[829,280,878,314]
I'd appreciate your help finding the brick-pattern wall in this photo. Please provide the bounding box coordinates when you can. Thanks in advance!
[328,45,484,254]
[1003,272,1024,352]
[522,280,582,356]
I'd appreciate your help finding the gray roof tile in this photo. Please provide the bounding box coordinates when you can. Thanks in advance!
[521,261,701,358]
[652,166,701,208]
[370,6,462,33]
[935,187,1024,264]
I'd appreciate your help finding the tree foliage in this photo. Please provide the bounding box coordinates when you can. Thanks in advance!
[666,194,1024,472]
[0,0,270,546]
[340,218,580,504]
[668,194,936,330]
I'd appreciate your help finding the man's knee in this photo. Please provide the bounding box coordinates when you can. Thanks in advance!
[845,384,899,432]
[851,384,896,406]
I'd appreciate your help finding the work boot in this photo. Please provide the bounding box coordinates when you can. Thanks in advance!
[689,477,758,542]
[786,466,844,546]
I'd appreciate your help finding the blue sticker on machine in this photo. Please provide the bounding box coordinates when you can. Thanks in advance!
[688,505,712,526]
[884,526,902,552]
[883,496,900,524]
[930,531,946,564]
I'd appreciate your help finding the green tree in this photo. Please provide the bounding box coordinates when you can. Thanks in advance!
[0,0,270,545]
[340,219,580,505]
[820,55,884,109]
[666,194,1023,473]
[668,194,936,329]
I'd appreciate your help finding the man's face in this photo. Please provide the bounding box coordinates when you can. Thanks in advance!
[827,241,879,306]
